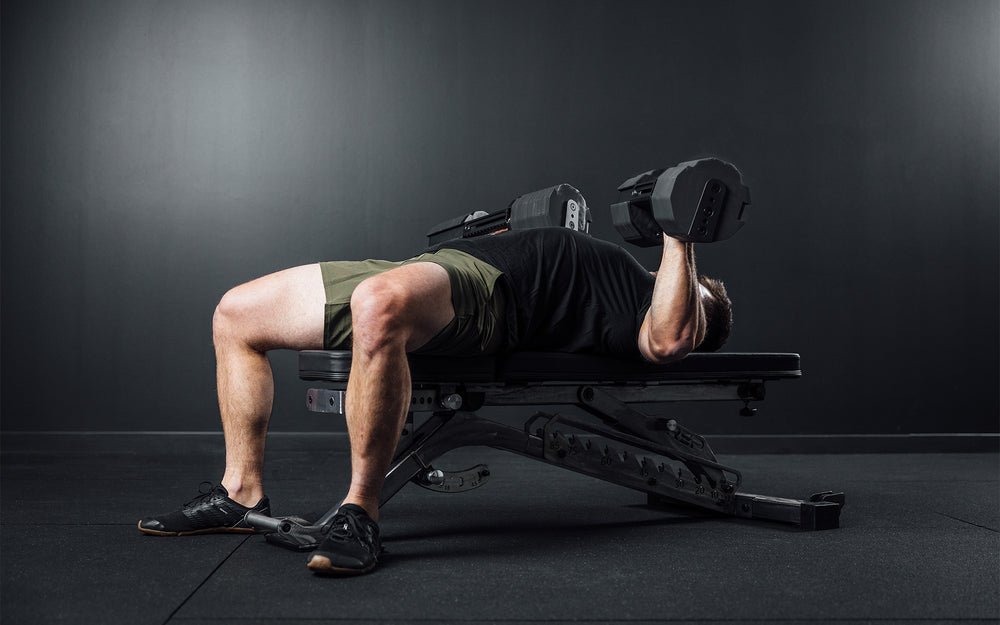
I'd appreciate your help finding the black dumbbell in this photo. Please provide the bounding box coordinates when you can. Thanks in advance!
[427,183,590,245]
[508,183,590,233]
[611,158,751,246]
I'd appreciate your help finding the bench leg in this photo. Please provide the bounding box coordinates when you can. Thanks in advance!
[248,403,845,550]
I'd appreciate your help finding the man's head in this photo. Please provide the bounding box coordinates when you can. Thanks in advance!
[696,275,732,352]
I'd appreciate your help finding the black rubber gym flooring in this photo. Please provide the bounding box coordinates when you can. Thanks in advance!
[1,433,997,625]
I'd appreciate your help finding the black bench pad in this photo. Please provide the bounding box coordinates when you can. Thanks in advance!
[298,350,801,384]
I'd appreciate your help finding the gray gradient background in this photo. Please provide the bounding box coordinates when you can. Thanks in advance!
[2,0,997,436]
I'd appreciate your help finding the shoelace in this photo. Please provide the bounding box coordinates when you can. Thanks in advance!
[328,511,376,553]
[183,481,221,509]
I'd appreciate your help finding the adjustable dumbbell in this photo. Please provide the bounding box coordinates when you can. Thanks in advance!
[427,183,591,245]
[611,158,751,246]
[508,183,590,233]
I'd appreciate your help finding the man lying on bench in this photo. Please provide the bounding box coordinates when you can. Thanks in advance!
[140,229,730,567]
[139,160,745,576]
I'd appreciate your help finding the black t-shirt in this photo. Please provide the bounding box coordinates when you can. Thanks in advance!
[428,228,654,359]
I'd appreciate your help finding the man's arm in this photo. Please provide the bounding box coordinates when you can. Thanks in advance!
[637,234,706,363]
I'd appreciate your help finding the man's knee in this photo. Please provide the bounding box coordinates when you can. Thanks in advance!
[213,284,254,343]
[350,275,417,353]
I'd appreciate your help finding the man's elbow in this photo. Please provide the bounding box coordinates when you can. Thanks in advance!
[643,335,696,364]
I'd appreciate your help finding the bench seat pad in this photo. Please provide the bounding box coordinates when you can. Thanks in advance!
[298,350,801,384]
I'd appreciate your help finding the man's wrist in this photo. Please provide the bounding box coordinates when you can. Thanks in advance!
[662,232,687,250]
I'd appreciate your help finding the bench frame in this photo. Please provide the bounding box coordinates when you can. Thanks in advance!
[246,350,844,550]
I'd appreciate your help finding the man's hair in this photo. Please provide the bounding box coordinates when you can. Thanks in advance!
[696,275,732,352]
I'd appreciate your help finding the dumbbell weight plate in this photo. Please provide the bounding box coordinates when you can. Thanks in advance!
[652,158,750,243]
[508,183,591,234]
[612,158,751,246]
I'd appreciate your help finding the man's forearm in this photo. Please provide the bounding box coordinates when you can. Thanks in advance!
[638,234,705,362]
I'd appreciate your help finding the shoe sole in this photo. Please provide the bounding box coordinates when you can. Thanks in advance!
[306,554,376,576]
[137,521,257,536]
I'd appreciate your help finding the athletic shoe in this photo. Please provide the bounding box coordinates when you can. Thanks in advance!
[138,482,270,536]
[306,504,381,575]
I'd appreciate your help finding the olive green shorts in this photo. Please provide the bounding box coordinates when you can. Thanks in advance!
[319,249,507,356]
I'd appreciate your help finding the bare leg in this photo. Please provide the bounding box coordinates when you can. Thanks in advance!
[342,262,455,521]
[212,264,326,507]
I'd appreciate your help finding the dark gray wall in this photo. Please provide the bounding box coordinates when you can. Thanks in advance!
[3,0,997,435]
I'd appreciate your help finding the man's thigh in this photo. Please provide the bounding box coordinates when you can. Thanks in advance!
[320,258,402,350]
[320,250,506,356]
[221,263,327,351]
[404,249,507,356]
[321,258,455,352]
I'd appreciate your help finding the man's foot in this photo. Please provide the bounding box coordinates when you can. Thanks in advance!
[138,482,270,536]
[306,504,381,575]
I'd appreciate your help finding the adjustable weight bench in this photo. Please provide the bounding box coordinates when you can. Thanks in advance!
[247,350,844,550]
